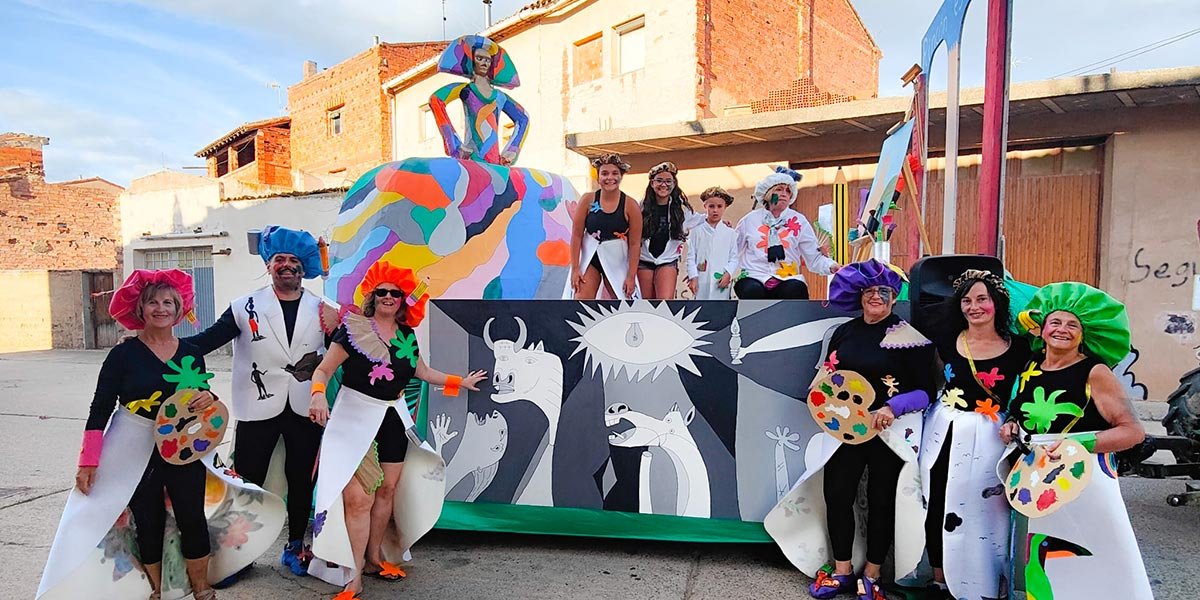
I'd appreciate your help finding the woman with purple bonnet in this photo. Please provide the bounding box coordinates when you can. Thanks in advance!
[765,259,937,600]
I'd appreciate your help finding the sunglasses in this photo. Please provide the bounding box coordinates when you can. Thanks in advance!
[372,289,405,298]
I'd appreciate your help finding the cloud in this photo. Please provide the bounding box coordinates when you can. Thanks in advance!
[95,0,532,63]
[0,88,177,184]
[17,0,277,86]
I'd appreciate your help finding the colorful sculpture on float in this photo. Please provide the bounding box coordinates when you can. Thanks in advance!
[325,35,575,306]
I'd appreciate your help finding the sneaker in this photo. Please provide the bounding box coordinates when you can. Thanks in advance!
[809,564,856,598]
[280,540,311,577]
[857,574,887,600]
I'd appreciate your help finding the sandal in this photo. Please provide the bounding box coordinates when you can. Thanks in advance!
[362,560,406,581]
[857,574,887,600]
[809,564,855,598]
[193,589,217,600]
[331,591,361,600]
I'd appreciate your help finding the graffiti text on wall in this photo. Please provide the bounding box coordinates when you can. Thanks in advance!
[1130,247,1198,288]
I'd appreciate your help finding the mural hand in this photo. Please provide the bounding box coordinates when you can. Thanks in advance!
[430,414,459,451]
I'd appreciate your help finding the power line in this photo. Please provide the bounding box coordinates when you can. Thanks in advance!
[1054,26,1200,78]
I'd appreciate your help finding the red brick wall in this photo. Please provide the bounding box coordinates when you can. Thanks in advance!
[704,0,803,116]
[749,77,854,113]
[0,177,122,270]
[256,126,292,187]
[804,0,880,100]
[700,0,879,116]
[288,43,444,187]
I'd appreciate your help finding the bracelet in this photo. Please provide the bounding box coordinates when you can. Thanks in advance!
[79,429,103,467]
[443,375,462,397]
[1069,432,1098,453]
[311,381,327,396]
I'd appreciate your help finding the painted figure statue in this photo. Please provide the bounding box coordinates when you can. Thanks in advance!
[430,35,529,166]
[325,35,574,305]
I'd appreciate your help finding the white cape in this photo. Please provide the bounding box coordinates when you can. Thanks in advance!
[567,236,640,300]
[999,433,1152,600]
[308,386,446,586]
[920,402,1009,599]
[37,409,285,600]
[764,411,926,579]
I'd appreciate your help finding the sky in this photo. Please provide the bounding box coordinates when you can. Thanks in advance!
[0,0,1197,185]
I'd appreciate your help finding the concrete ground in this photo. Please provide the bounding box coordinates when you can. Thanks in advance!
[3,349,1198,599]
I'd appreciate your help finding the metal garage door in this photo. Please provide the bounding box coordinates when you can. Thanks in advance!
[139,247,216,336]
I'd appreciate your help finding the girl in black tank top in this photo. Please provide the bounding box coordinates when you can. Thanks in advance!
[584,190,629,241]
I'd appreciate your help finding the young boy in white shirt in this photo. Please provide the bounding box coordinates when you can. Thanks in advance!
[687,187,740,299]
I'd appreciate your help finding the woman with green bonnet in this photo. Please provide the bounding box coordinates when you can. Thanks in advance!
[1002,281,1151,600]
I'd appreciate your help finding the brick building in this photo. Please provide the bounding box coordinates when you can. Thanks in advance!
[0,133,123,351]
[195,117,292,197]
[287,42,447,191]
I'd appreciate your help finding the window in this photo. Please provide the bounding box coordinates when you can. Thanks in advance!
[572,33,603,85]
[419,104,436,141]
[616,17,645,74]
[234,139,255,167]
[328,106,343,136]
[215,152,229,177]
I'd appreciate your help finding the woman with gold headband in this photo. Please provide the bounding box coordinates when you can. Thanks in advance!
[920,269,1030,600]
[637,161,702,299]
[1002,282,1150,600]
[306,260,486,599]
[570,153,642,299]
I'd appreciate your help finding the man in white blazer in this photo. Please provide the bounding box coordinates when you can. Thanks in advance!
[185,225,329,578]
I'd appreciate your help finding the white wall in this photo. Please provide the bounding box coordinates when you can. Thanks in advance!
[119,171,343,315]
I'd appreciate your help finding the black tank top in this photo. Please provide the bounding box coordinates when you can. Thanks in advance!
[584,191,629,242]
[647,202,671,257]
[1010,355,1110,434]
[936,334,1031,414]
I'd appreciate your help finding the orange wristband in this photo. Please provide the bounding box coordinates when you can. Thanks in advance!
[311,381,327,396]
[443,375,462,397]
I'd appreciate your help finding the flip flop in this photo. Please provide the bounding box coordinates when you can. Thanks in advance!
[331,590,362,600]
[362,561,406,582]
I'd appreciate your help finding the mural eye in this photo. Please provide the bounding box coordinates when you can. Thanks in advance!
[569,303,713,381]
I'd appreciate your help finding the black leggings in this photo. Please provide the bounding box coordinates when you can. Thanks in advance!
[823,437,905,565]
[129,453,210,564]
[233,409,323,542]
[924,427,953,569]
[733,278,810,299]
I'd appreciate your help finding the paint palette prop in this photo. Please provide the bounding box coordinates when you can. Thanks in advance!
[154,389,229,465]
[1004,438,1093,518]
[807,370,878,444]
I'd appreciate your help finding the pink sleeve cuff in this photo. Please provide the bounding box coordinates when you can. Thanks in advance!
[78,429,103,467]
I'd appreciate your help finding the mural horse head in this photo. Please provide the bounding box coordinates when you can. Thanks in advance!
[604,402,711,518]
